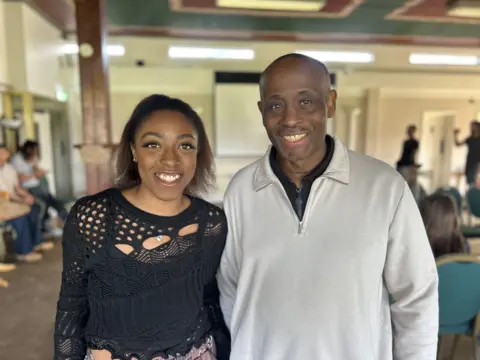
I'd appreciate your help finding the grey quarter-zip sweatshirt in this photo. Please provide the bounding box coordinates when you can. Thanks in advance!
[217,137,438,360]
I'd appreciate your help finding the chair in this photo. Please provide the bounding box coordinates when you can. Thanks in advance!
[436,187,463,216]
[436,254,480,360]
[466,187,480,226]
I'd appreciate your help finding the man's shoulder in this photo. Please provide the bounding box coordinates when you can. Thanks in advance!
[348,150,403,184]
[225,158,263,198]
[2,162,18,175]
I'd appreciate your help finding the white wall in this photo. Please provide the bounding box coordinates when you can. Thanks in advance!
[4,2,62,98]
[0,0,8,86]
[22,4,61,98]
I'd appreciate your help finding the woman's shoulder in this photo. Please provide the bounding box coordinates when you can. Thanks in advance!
[194,197,224,215]
[192,197,226,224]
[70,188,116,216]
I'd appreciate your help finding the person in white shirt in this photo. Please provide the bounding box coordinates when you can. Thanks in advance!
[217,53,438,360]
[10,140,69,234]
[0,144,53,262]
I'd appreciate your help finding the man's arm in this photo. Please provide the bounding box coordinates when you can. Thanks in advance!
[384,181,438,360]
[453,130,467,147]
[216,192,242,331]
[12,183,34,206]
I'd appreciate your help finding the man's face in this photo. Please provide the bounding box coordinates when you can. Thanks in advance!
[258,61,337,163]
[0,147,11,165]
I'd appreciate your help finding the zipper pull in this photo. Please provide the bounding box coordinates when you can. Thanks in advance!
[298,222,303,235]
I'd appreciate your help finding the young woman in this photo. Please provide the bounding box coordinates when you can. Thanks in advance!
[54,95,230,360]
[419,193,468,259]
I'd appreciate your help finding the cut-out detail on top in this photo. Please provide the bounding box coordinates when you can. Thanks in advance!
[178,223,199,237]
[115,244,135,255]
[142,235,172,250]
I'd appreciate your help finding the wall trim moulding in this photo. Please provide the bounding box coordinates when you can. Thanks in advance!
[337,87,480,100]
[379,88,480,99]
[109,86,214,96]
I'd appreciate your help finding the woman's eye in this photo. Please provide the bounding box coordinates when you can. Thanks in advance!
[143,142,159,149]
[180,143,195,150]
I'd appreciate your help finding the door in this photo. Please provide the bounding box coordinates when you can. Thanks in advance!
[418,111,455,193]
[34,111,56,194]
[50,108,73,200]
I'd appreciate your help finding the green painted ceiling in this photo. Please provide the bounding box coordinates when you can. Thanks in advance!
[105,0,480,39]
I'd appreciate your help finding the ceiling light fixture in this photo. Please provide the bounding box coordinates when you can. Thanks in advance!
[168,46,255,60]
[60,44,125,56]
[217,0,325,12]
[295,51,375,64]
[447,0,480,18]
[409,53,479,66]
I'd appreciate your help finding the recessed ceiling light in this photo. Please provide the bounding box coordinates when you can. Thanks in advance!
[217,0,325,12]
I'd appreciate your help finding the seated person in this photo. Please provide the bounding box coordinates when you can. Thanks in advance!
[0,144,54,262]
[419,193,468,258]
[10,140,68,234]
[404,165,426,204]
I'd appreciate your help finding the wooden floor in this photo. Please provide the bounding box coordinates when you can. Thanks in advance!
[0,242,476,360]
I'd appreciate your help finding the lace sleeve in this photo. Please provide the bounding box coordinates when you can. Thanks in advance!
[54,203,89,360]
[202,205,230,359]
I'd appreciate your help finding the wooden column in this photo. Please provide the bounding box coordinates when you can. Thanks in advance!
[74,0,114,195]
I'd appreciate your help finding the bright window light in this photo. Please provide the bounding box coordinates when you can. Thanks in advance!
[409,53,478,66]
[60,44,125,56]
[296,51,375,64]
[168,46,255,60]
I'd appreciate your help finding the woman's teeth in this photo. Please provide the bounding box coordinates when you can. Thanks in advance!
[155,173,181,183]
[283,134,306,142]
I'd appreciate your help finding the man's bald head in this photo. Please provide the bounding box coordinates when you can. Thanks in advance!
[259,53,331,99]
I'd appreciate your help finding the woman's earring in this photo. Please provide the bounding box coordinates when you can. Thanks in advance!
[133,156,137,163]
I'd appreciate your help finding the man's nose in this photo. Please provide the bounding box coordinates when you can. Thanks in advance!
[281,104,299,127]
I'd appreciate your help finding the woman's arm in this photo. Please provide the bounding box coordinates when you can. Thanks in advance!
[54,203,90,360]
[203,207,231,360]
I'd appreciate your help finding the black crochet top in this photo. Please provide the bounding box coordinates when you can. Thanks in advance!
[54,188,228,360]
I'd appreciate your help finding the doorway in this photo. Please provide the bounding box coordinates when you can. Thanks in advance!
[418,111,455,193]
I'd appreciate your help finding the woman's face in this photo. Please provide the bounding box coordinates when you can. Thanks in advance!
[131,110,198,202]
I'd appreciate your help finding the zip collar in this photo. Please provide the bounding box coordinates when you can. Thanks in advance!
[253,136,350,192]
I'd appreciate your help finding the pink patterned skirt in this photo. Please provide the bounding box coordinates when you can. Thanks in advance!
[86,336,216,360]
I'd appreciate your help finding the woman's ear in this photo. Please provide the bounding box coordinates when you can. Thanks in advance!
[130,144,137,163]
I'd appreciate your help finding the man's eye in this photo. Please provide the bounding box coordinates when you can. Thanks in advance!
[300,99,312,105]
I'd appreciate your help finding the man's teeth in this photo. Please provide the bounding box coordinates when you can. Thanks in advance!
[156,173,180,183]
[283,134,306,142]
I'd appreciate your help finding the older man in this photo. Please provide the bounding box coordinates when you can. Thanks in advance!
[217,54,438,360]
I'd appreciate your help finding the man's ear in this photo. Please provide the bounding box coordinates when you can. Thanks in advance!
[257,101,263,115]
[327,89,337,118]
